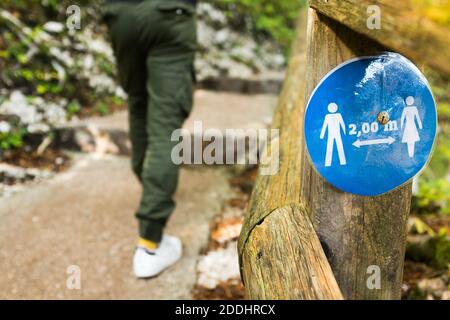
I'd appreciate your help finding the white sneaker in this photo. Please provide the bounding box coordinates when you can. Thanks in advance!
[133,235,183,278]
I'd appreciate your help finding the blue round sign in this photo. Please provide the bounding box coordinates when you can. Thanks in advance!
[304,52,437,196]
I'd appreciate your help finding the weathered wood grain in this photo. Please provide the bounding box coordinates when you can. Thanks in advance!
[309,0,450,76]
[241,204,343,299]
[238,9,343,300]
[239,4,416,299]
[300,9,412,299]
[238,11,308,265]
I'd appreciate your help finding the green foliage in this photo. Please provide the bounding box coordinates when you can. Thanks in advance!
[2,0,96,24]
[407,228,450,270]
[0,130,24,150]
[0,3,103,99]
[94,102,110,116]
[416,179,450,215]
[425,134,450,179]
[438,102,450,121]
[66,100,81,119]
[0,0,124,153]
[212,0,306,53]
[410,217,436,236]
[432,229,450,269]
[414,68,450,217]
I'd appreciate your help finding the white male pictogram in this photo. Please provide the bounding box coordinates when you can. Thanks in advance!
[320,103,347,167]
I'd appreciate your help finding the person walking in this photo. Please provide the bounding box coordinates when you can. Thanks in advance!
[102,0,197,278]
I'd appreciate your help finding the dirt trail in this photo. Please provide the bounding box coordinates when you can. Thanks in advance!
[0,154,231,299]
[0,90,277,299]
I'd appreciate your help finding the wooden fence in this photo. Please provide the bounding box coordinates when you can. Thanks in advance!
[238,0,449,300]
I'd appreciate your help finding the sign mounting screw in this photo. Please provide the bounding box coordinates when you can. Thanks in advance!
[377,111,390,125]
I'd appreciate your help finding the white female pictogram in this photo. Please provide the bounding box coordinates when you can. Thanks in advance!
[320,103,347,167]
[401,96,423,158]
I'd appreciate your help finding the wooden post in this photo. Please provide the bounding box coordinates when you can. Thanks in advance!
[300,8,412,299]
[239,0,445,300]
[238,10,343,300]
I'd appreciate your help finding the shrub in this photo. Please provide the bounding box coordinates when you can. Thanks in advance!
[211,0,306,53]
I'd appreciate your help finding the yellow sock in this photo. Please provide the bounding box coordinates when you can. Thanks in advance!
[138,238,159,251]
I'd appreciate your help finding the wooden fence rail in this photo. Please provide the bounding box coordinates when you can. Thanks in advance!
[309,0,450,77]
[239,0,448,300]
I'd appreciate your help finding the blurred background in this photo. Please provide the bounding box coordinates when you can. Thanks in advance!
[0,0,448,300]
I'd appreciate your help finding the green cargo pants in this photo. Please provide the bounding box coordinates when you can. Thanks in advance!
[103,0,197,243]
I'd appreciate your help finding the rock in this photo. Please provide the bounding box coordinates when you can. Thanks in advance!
[195,3,285,84]
[0,17,123,134]
[0,91,42,125]
[0,164,27,182]
[53,126,130,156]
[0,163,51,187]
[418,277,446,292]
[406,233,450,269]
[416,277,448,299]
[197,3,227,26]
[197,20,216,48]
[214,29,229,44]
[0,91,71,133]
[0,121,11,133]
[45,103,67,125]
[0,1,283,140]
[442,290,450,300]
[43,21,64,34]
[49,47,74,67]
[197,242,240,289]
[27,123,50,134]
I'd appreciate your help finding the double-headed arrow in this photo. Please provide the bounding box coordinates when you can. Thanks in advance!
[353,136,395,148]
